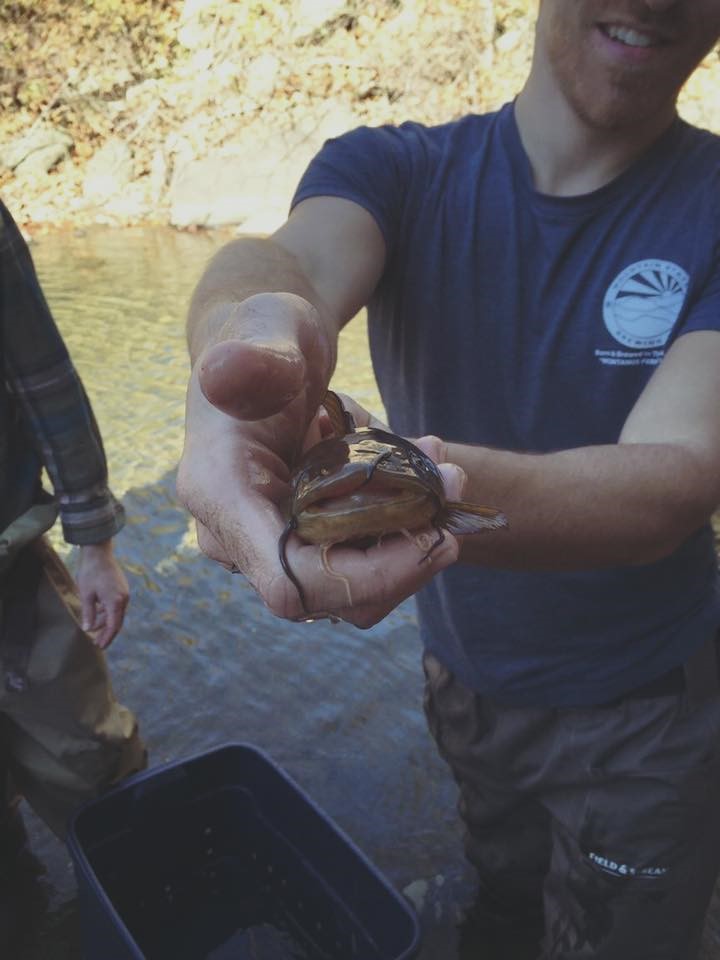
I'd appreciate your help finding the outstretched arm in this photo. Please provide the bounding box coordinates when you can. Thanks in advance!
[417,330,720,569]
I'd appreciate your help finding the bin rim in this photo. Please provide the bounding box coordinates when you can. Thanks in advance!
[66,740,422,960]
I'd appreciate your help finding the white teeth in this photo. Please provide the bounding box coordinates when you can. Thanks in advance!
[605,25,654,47]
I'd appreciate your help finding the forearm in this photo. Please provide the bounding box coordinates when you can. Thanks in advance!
[78,538,114,557]
[444,439,720,569]
[186,235,337,366]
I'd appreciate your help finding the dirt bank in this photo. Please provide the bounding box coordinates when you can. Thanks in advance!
[2,1,718,231]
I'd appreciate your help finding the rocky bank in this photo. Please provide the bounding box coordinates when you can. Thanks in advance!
[1,0,718,234]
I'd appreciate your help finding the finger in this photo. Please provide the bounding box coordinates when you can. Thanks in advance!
[280,527,460,627]
[412,437,466,497]
[196,522,234,567]
[195,510,297,616]
[80,592,98,632]
[199,338,305,421]
[437,461,467,501]
[196,293,323,421]
[90,621,110,649]
[300,409,327,451]
[97,599,127,649]
[413,434,448,465]
[93,625,113,649]
[85,604,107,644]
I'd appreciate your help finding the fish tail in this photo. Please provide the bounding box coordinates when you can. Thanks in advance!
[440,502,508,536]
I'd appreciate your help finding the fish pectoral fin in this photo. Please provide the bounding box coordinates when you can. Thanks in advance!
[441,502,508,536]
[323,389,356,436]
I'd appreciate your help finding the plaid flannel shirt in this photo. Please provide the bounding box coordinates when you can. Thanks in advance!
[0,200,124,544]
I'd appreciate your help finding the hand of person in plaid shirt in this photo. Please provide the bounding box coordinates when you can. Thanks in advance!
[75,540,130,649]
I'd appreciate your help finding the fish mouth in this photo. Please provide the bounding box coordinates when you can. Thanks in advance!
[295,486,437,547]
[302,488,420,515]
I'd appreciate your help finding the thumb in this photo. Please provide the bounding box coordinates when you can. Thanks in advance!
[198,337,305,421]
[195,292,323,422]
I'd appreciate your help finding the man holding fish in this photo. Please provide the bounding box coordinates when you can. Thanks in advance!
[179,1,720,957]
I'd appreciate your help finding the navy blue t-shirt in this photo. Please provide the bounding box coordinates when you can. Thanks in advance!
[292,102,720,706]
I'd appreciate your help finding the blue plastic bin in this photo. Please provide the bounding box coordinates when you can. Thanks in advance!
[67,743,421,960]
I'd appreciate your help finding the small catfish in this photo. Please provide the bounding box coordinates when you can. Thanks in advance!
[279,391,508,616]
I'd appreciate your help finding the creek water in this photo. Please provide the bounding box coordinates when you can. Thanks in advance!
[15,226,472,960]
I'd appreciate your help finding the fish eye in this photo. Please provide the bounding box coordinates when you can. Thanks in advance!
[320,467,329,476]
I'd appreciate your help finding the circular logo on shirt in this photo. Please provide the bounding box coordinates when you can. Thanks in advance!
[603,259,689,349]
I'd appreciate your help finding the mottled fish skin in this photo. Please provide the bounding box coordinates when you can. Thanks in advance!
[278,391,508,615]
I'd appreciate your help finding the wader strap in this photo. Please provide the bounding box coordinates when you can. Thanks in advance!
[683,632,720,706]
[0,544,43,694]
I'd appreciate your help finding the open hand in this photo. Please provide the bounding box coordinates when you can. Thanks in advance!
[177,293,462,628]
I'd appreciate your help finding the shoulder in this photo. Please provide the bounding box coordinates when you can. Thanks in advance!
[672,121,720,194]
[292,106,508,250]
[298,111,502,211]
[327,110,500,166]
[649,121,720,250]
[676,119,720,158]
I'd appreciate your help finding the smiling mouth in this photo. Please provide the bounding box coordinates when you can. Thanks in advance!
[599,24,665,49]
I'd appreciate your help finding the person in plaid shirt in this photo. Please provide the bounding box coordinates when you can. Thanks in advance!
[0,200,146,950]
[178,1,720,956]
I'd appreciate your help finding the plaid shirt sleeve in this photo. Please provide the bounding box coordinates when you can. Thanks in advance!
[0,201,125,544]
